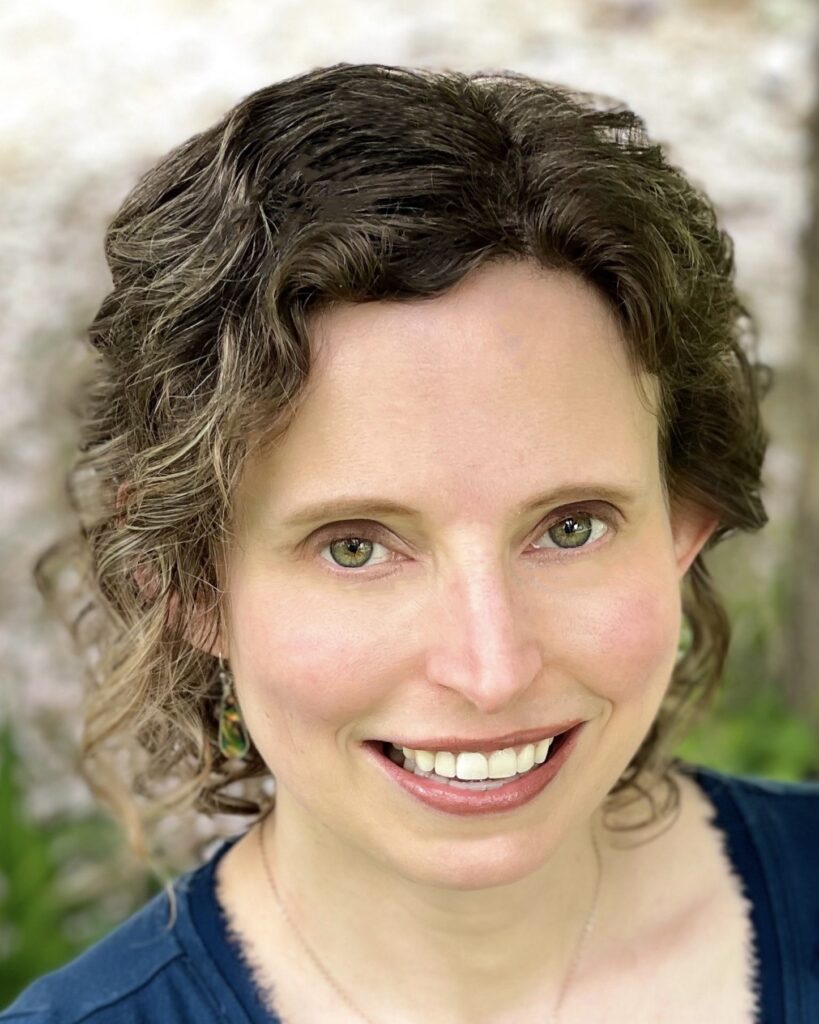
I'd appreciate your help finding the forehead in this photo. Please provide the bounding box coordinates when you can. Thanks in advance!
[240,262,660,523]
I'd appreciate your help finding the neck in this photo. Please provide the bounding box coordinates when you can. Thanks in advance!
[258,791,607,1022]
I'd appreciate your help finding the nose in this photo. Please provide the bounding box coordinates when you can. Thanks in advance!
[424,559,544,715]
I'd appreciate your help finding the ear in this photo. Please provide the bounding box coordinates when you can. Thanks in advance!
[129,561,226,656]
[670,497,720,578]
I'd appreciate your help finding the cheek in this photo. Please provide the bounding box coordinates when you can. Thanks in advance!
[227,577,395,730]
[567,581,681,703]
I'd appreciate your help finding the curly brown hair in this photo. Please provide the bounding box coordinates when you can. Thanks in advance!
[35,62,771,862]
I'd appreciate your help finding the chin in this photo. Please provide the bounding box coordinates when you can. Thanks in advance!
[367,802,581,892]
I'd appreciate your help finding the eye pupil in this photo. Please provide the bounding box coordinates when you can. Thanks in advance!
[548,515,593,548]
[329,537,373,567]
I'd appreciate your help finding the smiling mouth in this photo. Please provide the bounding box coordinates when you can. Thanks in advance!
[369,727,575,792]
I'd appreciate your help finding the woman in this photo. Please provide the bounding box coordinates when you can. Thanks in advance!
[4,62,817,1023]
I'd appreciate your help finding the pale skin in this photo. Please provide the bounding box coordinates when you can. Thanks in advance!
[188,261,758,1022]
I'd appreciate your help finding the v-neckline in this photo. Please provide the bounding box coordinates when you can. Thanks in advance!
[187,764,787,1024]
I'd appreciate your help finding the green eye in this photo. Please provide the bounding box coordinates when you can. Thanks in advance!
[315,508,613,576]
[538,515,608,550]
[327,536,377,568]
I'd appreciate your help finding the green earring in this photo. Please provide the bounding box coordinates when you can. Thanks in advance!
[217,653,250,760]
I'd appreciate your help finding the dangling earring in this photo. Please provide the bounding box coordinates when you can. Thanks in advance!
[217,652,250,760]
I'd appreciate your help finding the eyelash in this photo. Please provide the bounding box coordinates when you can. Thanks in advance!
[308,505,619,578]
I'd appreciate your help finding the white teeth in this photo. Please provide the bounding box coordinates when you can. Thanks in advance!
[434,751,456,778]
[488,747,518,779]
[534,737,553,764]
[517,743,535,773]
[395,735,556,783]
[456,752,489,780]
[446,776,514,791]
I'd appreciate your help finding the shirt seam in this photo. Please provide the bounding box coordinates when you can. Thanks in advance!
[171,849,260,1023]
[59,948,234,1024]
[174,954,237,1024]
[51,950,184,1023]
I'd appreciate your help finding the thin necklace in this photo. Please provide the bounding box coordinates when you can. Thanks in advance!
[256,814,603,1024]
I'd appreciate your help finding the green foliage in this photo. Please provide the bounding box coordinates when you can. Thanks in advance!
[675,558,819,781]
[676,685,818,780]
[0,723,72,1003]
[0,722,156,1010]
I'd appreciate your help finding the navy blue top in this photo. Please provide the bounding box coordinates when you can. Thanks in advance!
[2,763,818,1022]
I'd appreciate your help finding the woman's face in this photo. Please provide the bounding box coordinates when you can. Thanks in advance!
[219,260,716,889]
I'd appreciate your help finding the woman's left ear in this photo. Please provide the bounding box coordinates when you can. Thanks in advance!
[670,498,720,578]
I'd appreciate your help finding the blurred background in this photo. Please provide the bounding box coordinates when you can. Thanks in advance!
[2,0,818,1007]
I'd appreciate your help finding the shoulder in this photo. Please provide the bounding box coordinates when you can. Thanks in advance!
[684,761,819,818]
[681,764,819,1014]
[682,761,819,883]
[0,877,221,1024]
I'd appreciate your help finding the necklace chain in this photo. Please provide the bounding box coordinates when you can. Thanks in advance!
[256,814,603,1024]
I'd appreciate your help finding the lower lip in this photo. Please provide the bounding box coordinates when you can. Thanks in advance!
[362,723,585,817]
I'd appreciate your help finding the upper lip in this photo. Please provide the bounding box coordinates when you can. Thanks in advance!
[375,721,584,753]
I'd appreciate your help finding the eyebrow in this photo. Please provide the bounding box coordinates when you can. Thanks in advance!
[276,482,641,531]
